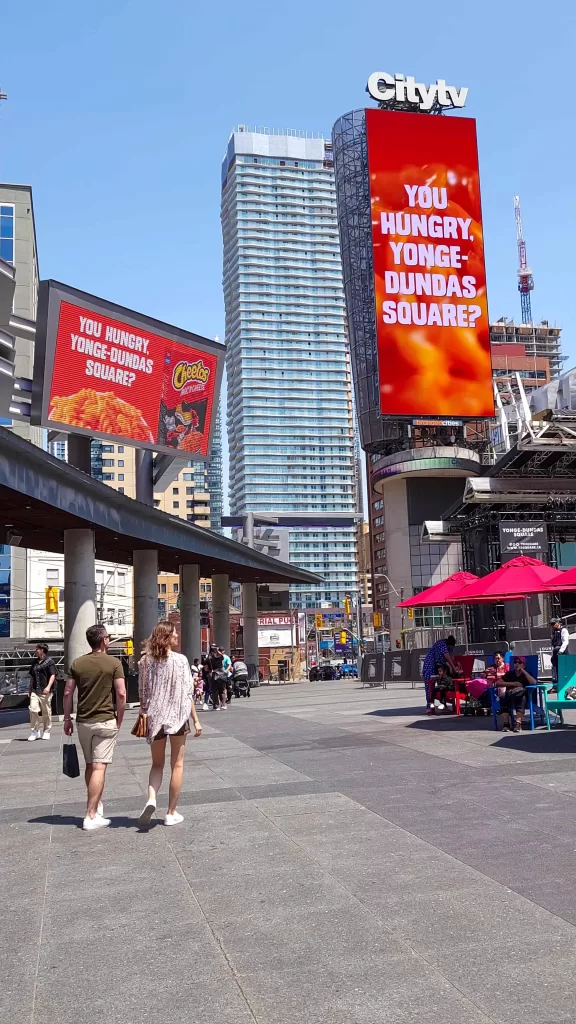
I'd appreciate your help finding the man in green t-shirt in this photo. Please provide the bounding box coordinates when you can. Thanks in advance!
[63,624,126,831]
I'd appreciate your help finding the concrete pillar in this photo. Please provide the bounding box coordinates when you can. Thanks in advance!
[64,529,96,671]
[381,477,412,648]
[242,582,259,684]
[133,549,159,660]
[180,563,201,663]
[212,573,230,650]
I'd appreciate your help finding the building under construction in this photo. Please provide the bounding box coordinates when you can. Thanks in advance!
[491,319,564,379]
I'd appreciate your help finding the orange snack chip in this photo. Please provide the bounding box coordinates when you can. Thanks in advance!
[49,388,154,443]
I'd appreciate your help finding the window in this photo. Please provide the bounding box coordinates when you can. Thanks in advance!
[173,583,179,593]
[117,446,124,453]
[160,583,167,594]
[186,487,193,495]
[118,487,124,494]
[102,473,115,481]
[117,573,126,595]
[173,501,179,509]
[186,500,193,508]
[118,474,124,481]
[46,568,59,584]
[172,487,179,495]
[102,459,114,467]
[153,499,160,508]
[117,460,124,467]
[101,445,114,453]
[117,610,125,627]
[0,205,14,263]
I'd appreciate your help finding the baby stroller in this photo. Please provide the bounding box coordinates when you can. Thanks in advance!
[232,661,251,698]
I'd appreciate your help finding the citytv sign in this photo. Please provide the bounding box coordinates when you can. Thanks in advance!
[367,72,468,112]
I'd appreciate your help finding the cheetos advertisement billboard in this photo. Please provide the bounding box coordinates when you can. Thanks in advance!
[365,108,494,417]
[32,282,224,460]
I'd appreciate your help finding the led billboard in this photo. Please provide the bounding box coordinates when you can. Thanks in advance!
[365,108,494,418]
[32,281,224,460]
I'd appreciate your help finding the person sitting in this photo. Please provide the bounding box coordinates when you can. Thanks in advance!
[499,655,537,734]
[430,664,464,712]
[467,651,507,705]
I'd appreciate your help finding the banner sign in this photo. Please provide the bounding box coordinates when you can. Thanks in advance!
[499,522,548,562]
[32,281,224,461]
[365,108,494,418]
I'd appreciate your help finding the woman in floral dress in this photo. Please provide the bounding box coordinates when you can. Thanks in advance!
[137,621,202,828]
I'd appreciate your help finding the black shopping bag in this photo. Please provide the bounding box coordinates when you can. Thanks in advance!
[62,741,80,779]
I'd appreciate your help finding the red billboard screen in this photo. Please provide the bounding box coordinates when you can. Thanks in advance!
[365,108,494,418]
[32,282,224,460]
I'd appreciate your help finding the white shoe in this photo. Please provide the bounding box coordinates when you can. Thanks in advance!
[164,811,183,827]
[28,730,41,741]
[82,814,111,831]
[203,703,209,711]
[138,799,156,827]
[434,701,445,711]
[42,732,51,740]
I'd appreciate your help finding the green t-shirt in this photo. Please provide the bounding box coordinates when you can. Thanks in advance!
[70,652,124,723]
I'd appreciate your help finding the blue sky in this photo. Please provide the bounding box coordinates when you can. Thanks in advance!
[1,0,575,361]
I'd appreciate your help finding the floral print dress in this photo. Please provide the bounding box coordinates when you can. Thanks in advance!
[138,651,194,744]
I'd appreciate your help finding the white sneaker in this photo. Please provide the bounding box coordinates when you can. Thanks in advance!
[82,814,111,831]
[164,811,183,827]
[138,799,156,827]
[203,703,209,711]
[434,701,445,711]
[42,732,51,740]
[27,730,41,741]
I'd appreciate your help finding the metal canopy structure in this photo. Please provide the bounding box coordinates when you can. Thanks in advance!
[0,427,322,585]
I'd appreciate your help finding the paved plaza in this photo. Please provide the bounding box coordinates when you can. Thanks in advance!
[2,679,576,1024]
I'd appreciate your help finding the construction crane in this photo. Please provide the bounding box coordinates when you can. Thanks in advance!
[513,195,534,324]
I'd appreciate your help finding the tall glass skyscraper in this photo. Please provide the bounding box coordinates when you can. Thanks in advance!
[221,127,357,607]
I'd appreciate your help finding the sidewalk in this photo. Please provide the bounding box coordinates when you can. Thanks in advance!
[2,680,576,1024]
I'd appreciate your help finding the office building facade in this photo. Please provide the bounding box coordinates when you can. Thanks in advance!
[221,127,358,608]
[0,184,40,637]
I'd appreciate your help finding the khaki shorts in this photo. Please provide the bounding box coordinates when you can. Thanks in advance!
[77,719,118,765]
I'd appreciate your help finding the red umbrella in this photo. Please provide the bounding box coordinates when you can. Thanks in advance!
[448,556,566,650]
[396,572,479,608]
[450,556,564,602]
[541,564,576,592]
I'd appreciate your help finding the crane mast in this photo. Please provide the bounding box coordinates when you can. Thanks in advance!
[514,195,534,324]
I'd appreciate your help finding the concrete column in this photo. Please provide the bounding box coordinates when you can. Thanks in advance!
[133,549,158,660]
[212,573,230,650]
[242,582,259,684]
[64,529,96,671]
[180,563,201,663]
[381,477,412,648]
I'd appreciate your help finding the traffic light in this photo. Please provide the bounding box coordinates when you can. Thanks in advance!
[407,607,414,620]
[373,612,382,628]
[45,587,58,614]
[124,639,134,657]
[340,631,347,645]
[343,596,351,615]
[315,613,323,629]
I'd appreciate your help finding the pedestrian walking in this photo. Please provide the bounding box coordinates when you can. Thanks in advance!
[137,621,202,828]
[201,655,211,710]
[207,643,228,710]
[63,624,126,831]
[28,644,56,741]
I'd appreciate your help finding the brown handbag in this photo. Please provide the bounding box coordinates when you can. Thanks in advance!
[131,713,148,738]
